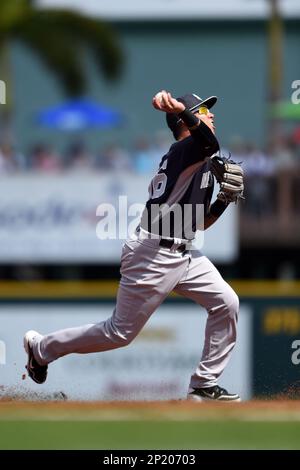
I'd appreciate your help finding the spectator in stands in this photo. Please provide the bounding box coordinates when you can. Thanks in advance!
[97,143,132,171]
[64,140,93,172]
[242,143,276,217]
[269,136,295,169]
[30,143,62,173]
[132,136,156,174]
[0,143,25,173]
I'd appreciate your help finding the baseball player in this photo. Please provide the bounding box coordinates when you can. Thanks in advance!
[24,90,244,402]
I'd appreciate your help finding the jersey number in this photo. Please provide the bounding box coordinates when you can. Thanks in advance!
[149,173,167,199]
[200,171,211,189]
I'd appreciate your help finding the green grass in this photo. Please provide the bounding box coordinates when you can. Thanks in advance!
[1,420,300,449]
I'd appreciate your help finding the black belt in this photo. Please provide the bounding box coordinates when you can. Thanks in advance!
[159,238,187,253]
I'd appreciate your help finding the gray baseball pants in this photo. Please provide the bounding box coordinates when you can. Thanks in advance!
[33,234,239,389]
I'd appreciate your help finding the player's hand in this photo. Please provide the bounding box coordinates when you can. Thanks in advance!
[152,90,185,113]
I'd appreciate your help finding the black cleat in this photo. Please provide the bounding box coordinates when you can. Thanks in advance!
[187,385,241,402]
[24,330,48,384]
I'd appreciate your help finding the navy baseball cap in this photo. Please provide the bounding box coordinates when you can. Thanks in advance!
[166,93,217,132]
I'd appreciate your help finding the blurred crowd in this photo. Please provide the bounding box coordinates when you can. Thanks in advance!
[1,132,300,174]
[0,130,300,218]
[0,131,172,175]
[228,133,300,217]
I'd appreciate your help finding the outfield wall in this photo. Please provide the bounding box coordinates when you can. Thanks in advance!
[0,281,299,400]
[0,303,251,401]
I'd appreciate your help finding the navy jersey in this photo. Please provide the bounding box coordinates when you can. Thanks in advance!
[140,121,219,240]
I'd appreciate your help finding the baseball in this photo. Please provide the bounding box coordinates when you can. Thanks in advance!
[155,92,164,105]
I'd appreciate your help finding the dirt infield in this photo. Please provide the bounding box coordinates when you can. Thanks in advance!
[1,399,300,421]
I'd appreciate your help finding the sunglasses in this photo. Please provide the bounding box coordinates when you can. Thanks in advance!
[194,106,209,115]
[176,105,209,124]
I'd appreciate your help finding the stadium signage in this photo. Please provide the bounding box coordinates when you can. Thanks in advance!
[0,340,6,365]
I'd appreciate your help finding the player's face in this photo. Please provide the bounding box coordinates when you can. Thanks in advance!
[194,106,215,133]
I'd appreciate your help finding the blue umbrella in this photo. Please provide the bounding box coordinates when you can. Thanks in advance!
[37,99,124,131]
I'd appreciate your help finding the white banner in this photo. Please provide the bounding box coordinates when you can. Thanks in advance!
[0,303,252,401]
[0,174,238,263]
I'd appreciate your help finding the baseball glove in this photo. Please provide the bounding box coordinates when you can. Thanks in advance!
[210,155,244,204]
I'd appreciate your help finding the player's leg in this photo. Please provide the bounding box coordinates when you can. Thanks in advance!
[25,239,189,380]
[174,250,240,401]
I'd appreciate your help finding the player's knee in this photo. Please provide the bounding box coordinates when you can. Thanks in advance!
[224,288,239,319]
[115,335,132,348]
[109,326,136,348]
[107,330,132,348]
[120,330,137,347]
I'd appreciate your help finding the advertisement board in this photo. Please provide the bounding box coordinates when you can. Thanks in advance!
[252,300,300,397]
[0,174,237,263]
[0,303,251,400]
